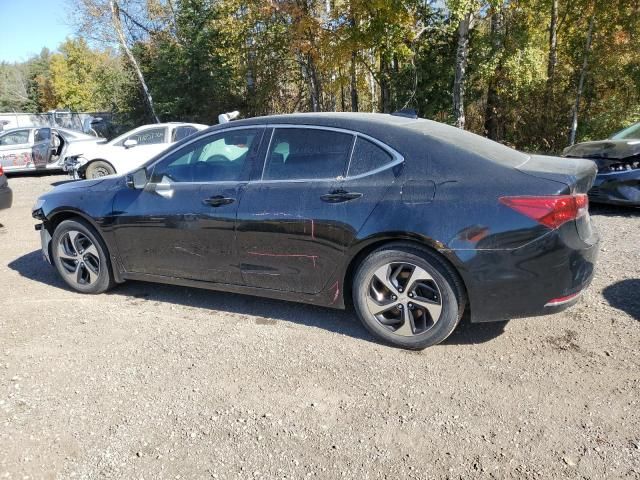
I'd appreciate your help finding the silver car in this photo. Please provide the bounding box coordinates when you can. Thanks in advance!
[0,127,104,174]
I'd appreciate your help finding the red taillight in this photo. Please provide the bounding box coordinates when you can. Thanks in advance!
[499,194,588,229]
[0,165,3,176]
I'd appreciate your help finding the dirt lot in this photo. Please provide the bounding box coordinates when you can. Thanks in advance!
[0,173,638,479]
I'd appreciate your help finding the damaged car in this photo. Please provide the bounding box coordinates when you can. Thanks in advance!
[563,122,640,206]
[33,113,599,350]
[65,122,207,179]
[0,127,104,174]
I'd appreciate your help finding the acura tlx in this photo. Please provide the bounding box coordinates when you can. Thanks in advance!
[32,113,599,349]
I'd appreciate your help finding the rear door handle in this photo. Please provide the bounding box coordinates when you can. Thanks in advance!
[203,195,235,207]
[320,190,363,203]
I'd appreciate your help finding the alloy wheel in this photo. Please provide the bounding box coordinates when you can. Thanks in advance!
[365,262,443,337]
[57,230,101,286]
[91,166,110,178]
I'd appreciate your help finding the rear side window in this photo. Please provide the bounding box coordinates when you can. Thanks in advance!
[0,129,30,145]
[172,126,197,142]
[348,137,394,177]
[126,127,166,146]
[263,128,354,180]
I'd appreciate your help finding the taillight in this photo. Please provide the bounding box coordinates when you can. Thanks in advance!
[0,165,4,176]
[499,194,588,229]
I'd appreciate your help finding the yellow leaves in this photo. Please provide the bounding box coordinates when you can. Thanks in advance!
[45,39,129,111]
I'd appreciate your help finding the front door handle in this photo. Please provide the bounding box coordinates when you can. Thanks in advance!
[320,190,363,203]
[203,195,235,207]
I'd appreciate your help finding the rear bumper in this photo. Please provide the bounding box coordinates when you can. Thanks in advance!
[589,170,640,206]
[460,226,599,323]
[0,183,12,210]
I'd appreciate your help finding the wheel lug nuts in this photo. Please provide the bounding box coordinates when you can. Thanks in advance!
[398,288,403,292]
[397,304,403,309]
[408,293,413,298]
[391,295,397,300]
[408,303,414,309]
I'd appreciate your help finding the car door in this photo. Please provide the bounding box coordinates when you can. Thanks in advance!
[0,129,32,171]
[32,128,53,168]
[111,127,264,284]
[236,126,357,294]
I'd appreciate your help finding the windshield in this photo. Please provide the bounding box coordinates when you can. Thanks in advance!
[610,122,640,140]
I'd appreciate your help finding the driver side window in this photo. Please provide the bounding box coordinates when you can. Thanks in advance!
[151,128,261,183]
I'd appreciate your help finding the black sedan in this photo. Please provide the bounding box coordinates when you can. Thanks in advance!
[563,122,640,206]
[32,113,599,349]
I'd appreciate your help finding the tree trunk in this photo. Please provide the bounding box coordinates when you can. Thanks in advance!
[484,6,504,140]
[303,55,322,112]
[453,11,473,129]
[544,0,559,144]
[546,0,559,90]
[109,0,159,123]
[569,12,596,146]
[350,51,359,112]
[379,53,391,113]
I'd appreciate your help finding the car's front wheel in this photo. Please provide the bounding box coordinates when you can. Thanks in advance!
[352,245,465,350]
[51,219,115,294]
[85,161,115,179]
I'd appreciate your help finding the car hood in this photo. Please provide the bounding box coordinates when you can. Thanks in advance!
[48,176,124,195]
[563,139,640,161]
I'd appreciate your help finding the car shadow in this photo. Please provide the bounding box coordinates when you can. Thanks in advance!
[8,250,508,348]
[602,279,640,321]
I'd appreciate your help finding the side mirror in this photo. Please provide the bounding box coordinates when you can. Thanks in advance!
[126,168,148,189]
[123,138,138,149]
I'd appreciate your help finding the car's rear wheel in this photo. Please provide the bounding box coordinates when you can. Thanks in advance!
[51,219,114,294]
[85,161,115,179]
[352,246,465,349]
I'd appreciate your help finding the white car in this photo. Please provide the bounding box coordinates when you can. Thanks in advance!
[0,127,104,173]
[66,122,208,179]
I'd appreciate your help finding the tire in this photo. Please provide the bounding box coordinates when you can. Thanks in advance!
[352,245,466,350]
[51,218,115,294]
[85,160,115,179]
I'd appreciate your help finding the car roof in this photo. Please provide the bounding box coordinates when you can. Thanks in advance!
[212,112,529,165]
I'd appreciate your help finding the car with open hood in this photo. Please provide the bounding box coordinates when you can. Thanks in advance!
[563,122,640,206]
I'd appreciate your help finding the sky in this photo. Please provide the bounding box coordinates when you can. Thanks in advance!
[0,0,73,63]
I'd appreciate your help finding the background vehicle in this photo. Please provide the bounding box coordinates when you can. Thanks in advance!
[0,127,103,174]
[66,122,207,179]
[563,122,640,206]
[0,165,12,210]
[33,113,599,349]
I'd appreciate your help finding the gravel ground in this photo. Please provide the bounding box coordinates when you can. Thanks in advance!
[0,173,639,480]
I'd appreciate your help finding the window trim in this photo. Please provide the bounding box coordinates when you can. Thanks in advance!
[258,124,404,183]
[144,124,404,186]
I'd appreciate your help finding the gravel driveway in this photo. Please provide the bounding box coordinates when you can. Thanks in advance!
[1,174,639,479]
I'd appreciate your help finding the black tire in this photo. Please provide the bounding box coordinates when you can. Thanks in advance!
[85,160,115,179]
[51,218,115,294]
[352,244,466,350]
